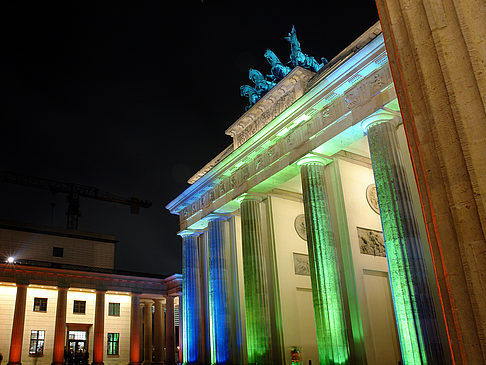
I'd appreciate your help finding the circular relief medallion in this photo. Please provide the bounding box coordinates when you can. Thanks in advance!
[294,214,307,241]
[366,184,380,214]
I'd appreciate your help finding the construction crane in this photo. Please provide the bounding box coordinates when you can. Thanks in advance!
[0,171,152,229]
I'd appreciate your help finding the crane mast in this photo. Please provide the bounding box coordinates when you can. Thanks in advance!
[0,171,152,229]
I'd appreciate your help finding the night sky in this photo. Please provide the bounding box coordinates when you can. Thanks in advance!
[0,1,379,276]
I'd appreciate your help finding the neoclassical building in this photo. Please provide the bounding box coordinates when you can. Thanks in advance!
[167,12,486,365]
[0,222,182,365]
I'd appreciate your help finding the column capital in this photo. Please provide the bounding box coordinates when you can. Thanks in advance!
[178,229,203,238]
[238,192,265,203]
[140,299,154,306]
[361,110,401,133]
[206,212,231,222]
[297,153,333,167]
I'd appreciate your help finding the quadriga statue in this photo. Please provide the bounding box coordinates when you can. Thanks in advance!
[264,49,291,82]
[285,25,328,72]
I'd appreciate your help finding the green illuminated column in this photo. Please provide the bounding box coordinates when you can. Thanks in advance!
[240,194,272,364]
[365,115,444,364]
[299,156,350,365]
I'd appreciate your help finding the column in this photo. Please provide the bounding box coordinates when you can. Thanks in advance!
[8,283,28,365]
[240,195,272,364]
[207,215,231,364]
[52,285,69,365]
[142,300,154,364]
[365,115,444,364]
[165,296,175,364]
[179,231,202,364]
[139,303,144,361]
[92,290,106,365]
[130,293,142,365]
[298,156,350,364]
[178,294,183,364]
[153,299,165,364]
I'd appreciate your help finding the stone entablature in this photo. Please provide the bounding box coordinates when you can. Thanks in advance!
[167,33,395,231]
[226,67,315,150]
[0,263,180,296]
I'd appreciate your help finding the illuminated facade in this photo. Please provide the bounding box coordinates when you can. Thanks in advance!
[0,222,182,365]
[166,21,465,365]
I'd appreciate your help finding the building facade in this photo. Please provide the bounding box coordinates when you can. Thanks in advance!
[166,19,483,364]
[0,222,182,365]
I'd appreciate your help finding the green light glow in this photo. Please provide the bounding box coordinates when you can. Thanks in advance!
[367,120,444,364]
[241,196,272,364]
[300,159,350,364]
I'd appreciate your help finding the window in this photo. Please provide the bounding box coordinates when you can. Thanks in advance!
[29,330,45,356]
[33,298,48,312]
[107,333,119,355]
[73,300,86,314]
[52,247,63,257]
[108,302,120,316]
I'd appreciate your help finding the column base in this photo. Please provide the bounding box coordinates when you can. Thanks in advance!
[52,362,64,365]
[92,362,104,365]
[7,362,22,365]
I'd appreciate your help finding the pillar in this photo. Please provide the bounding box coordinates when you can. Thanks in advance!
[365,115,445,364]
[92,290,106,365]
[298,156,350,364]
[165,296,175,364]
[179,231,202,364]
[142,300,154,364]
[375,2,486,362]
[153,299,165,364]
[130,293,142,365]
[178,294,183,364]
[52,285,69,365]
[207,215,231,364]
[8,283,28,365]
[139,302,144,361]
[240,195,272,364]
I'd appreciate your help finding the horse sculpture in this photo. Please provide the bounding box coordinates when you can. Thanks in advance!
[284,25,327,72]
[264,49,291,82]
[249,68,276,96]
[240,84,260,111]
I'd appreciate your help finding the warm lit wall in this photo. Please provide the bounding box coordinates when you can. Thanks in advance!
[337,157,401,365]
[21,287,58,365]
[104,293,131,365]
[0,228,115,269]
[66,290,96,353]
[0,284,17,361]
[270,195,318,365]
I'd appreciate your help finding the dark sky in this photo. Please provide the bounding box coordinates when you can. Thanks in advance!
[0,1,379,276]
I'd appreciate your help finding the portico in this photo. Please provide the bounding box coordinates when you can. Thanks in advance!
[167,22,453,365]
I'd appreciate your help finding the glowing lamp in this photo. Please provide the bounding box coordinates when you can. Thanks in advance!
[7,257,15,263]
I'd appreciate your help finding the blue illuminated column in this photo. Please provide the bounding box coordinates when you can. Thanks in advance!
[364,114,445,364]
[298,156,351,365]
[207,215,231,364]
[179,230,203,364]
[240,194,273,364]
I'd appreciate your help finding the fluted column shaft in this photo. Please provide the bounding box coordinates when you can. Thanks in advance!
[207,216,231,364]
[52,286,68,365]
[8,283,28,365]
[299,158,350,364]
[142,300,154,364]
[165,296,175,364]
[366,118,444,364]
[153,299,165,364]
[180,232,202,364]
[93,290,106,365]
[241,196,272,364]
[130,293,142,365]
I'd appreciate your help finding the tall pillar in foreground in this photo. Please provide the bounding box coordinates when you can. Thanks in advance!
[207,215,231,364]
[178,294,183,364]
[240,195,273,364]
[130,293,142,365]
[93,290,106,365]
[179,230,202,364]
[8,283,28,365]
[142,299,154,364]
[375,2,486,360]
[153,299,165,364]
[52,285,69,365]
[298,156,350,364]
[165,296,175,364]
[365,115,444,364]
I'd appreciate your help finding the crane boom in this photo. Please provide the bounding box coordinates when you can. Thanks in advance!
[0,171,152,229]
